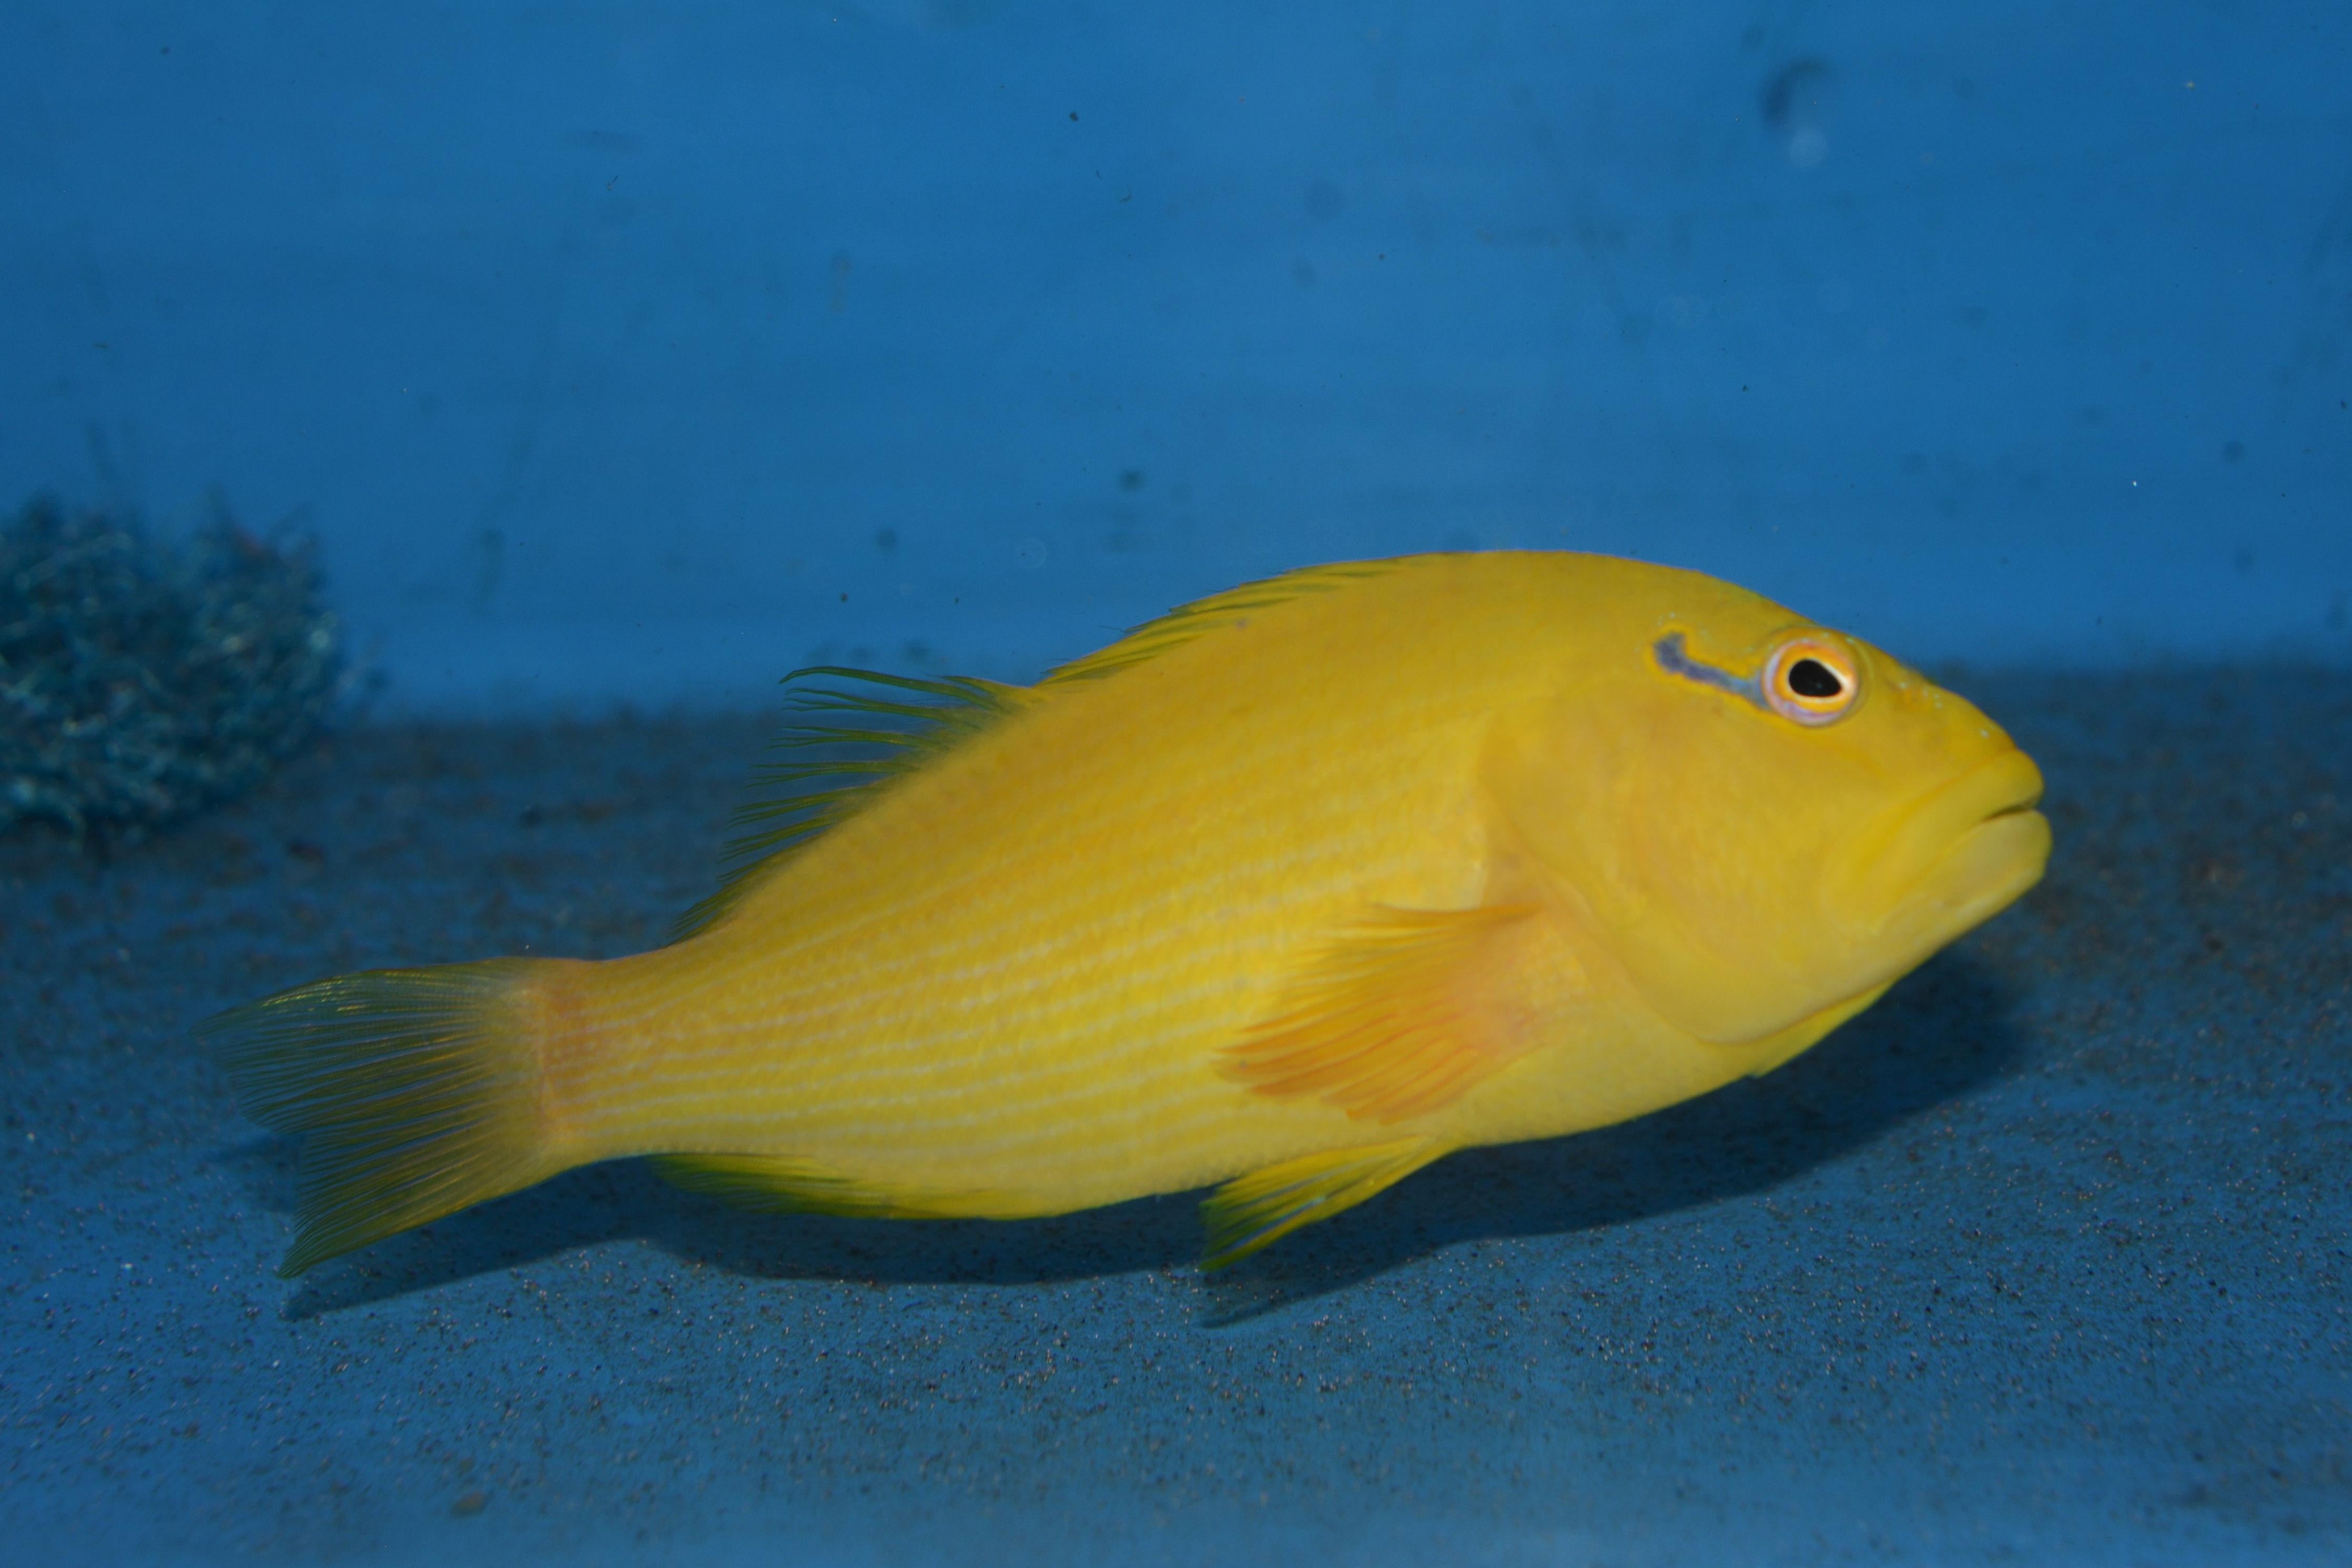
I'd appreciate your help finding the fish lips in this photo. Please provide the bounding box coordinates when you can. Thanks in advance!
[1827,747,2052,960]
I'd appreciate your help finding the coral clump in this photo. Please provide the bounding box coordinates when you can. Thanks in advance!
[0,494,341,841]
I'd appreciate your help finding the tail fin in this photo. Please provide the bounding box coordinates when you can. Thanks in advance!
[203,959,560,1277]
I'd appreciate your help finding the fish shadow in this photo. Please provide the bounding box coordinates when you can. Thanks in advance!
[259,1161,1204,1319]
[1200,948,2027,1321]
[250,950,2024,1320]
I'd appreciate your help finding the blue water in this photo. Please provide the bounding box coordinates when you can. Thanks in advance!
[4,3,2349,1563]
[5,2,2348,705]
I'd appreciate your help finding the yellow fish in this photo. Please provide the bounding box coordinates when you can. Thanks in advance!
[210,552,2051,1278]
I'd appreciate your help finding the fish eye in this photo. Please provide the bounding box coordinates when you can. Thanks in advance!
[1763,635,1860,726]
[1788,658,1841,698]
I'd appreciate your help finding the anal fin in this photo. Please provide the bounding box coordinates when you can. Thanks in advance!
[1220,903,1568,1124]
[653,1153,1020,1221]
[1201,1137,1447,1269]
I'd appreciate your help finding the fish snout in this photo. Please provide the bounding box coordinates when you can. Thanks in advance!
[1826,748,2051,943]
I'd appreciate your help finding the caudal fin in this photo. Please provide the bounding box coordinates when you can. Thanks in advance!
[203,959,560,1277]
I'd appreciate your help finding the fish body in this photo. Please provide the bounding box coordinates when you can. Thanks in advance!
[213,553,2051,1275]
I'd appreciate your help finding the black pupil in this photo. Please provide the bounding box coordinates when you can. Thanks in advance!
[1788,658,1843,699]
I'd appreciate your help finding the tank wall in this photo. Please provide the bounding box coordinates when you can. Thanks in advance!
[3,1,2347,708]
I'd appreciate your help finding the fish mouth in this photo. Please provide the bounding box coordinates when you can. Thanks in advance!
[1830,748,2052,951]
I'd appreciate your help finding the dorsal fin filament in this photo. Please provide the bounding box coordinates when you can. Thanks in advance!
[671,666,1040,938]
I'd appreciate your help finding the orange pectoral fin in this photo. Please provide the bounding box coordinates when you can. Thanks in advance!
[1219,903,1568,1124]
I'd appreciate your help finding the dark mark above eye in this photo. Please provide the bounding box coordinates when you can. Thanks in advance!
[1652,633,1767,710]
[1787,658,1843,698]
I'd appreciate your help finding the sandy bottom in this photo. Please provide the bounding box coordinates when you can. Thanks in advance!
[3,671,2347,1565]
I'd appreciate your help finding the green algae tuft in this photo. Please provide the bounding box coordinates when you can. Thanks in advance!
[1,493,341,843]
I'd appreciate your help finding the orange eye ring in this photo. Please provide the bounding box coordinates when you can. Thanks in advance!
[1762,635,1861,726]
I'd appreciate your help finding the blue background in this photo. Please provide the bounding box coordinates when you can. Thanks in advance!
[4,0,2347,708]
[5,6,2352,1566]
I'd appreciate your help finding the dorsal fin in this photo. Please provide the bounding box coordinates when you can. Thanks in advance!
[1040,557,1406,687]
[672,667,1041,938]
[676,558,1406,939]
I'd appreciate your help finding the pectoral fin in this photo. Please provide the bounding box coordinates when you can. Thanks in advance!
[1219,903,1560,1123]
[1201,1137,1447,1269]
